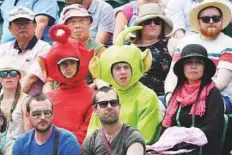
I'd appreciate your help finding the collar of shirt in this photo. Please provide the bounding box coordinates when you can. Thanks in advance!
[88,0,98,13]
[13,36,38,53]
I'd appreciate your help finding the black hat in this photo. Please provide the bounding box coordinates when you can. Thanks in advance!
[174,44,216,79]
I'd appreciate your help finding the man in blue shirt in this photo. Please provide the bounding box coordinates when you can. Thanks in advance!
[12,94,80,155]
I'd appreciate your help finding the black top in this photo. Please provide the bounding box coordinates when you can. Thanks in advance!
[138,38,172,96]
[163,87,224,155]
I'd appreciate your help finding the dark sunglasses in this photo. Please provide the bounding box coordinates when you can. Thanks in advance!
[0,70,19,78]
[198,15,221,23]
[143,18,163,26]
[97,99,119,108]
[31,110,53,119]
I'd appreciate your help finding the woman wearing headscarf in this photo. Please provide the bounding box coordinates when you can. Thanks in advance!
[147,44,224,155]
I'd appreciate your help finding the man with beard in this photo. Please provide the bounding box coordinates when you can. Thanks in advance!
[82,86,145,155]
[165,0,232,109]
[12,94,80,155]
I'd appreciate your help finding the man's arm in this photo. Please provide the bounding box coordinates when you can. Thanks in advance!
[22,74,41,94]
[213,68,232,91]
[113,11,128,42]
[12,139,23,155]
[95,31,112,45]
[165,0,187,38]
[59,131,80,155]
[95,4,114,45]
[81,135,93,155]
[126,143,144,155]
[35,15,49,39]
[164,62,177,103]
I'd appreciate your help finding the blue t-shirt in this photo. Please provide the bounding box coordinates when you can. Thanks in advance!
[0,0,59,44]
[12,125,80,155]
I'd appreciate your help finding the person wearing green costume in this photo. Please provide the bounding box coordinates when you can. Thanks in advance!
[87,26,162,144]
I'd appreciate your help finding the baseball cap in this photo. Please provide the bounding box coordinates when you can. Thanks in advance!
[8,7,35,23]
[60,4,93,24]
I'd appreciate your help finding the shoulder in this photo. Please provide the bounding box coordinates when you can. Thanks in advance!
[92,0,113,11]
[86,39,104,52]
[35,40,51,48]
[82,129,100,150]
[122,124,145,145]
[14,129,34,145]
[58,127,78,142]
[0,41,14,51]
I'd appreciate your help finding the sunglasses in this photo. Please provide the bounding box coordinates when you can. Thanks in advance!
[143,18,163,26]
[31,110,53,119]
[198,15,221,23]
[0,70,19,78]
[97,99,119,108]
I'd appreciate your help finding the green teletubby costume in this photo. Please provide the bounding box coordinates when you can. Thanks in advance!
[88,26,162,144]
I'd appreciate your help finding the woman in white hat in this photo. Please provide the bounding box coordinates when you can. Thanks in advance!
[0,56,28,142]
[132,3,177,104]
[148,44,224,155]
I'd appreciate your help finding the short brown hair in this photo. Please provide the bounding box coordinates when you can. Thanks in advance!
[26,94,53,113]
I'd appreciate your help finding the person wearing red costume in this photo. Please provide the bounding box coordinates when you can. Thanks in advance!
[38,24,94,144]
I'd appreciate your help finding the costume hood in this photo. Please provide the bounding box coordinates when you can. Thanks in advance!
[39,24,94,84]
[89,26,152,90]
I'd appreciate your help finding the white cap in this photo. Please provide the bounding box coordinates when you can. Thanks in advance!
[8,7,35,23]
[57,57,80,65]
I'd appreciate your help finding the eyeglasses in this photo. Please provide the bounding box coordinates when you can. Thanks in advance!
[97,100,119,108]
[0,70,19,78]
[31,110,53,119]
[198,15,221,23]
[143,18,163,26]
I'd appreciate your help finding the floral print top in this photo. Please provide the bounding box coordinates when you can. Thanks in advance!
[138,38,172,96]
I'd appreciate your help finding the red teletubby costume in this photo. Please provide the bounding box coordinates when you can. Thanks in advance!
[39,25,94,144]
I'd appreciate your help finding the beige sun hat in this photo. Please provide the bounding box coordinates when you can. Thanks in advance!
[134,3,173,37]
[0,56,26,78]
[189,0,231,32]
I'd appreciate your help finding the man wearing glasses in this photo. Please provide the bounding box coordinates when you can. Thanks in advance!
[82,86,145,155]
[12,94,80,155]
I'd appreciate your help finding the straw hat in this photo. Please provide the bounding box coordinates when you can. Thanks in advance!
[0,56,26,78]
[174,44,216,79]
[189,0,231,32]
[134,3,173,37]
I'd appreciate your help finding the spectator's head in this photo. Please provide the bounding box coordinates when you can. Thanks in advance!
[60,4,92,41]
[174,44,216,86]
[134,3,173,41]
[26,94,53,133]
[189,0,231,38]
[0,56,25,90]
[111,62,132,86]
[8,7,36,41]
[89,26,152,91]
[58,57,80,79]
[92,86,120,125]
[39,24,94,84]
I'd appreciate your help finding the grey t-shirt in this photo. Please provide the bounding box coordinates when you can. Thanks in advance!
[81,124,145,155]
